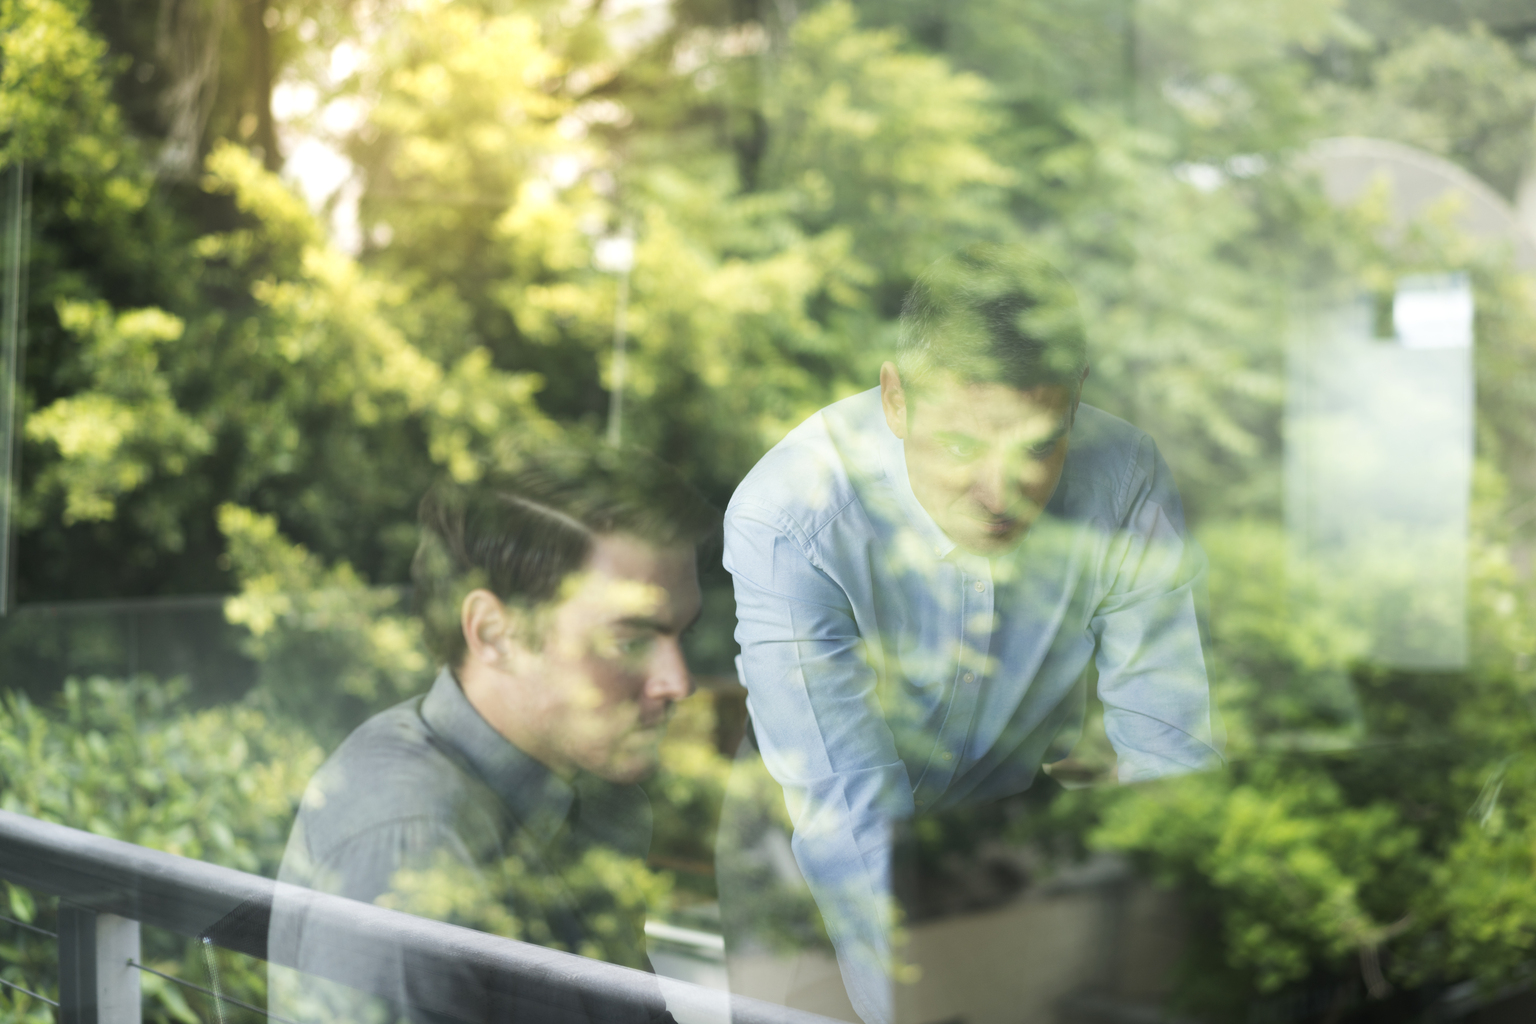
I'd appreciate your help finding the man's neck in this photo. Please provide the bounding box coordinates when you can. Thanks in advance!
[454,662,577,781]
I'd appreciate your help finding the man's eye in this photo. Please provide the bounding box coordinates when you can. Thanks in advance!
[615,635,654,657]
[943,441,979,460]
[1028,439,1058,458]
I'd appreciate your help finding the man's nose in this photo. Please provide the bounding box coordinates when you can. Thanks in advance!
[645,638,694,704]
[972,456,1012,513]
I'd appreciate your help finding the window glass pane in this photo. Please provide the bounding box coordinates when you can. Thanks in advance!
[5,3,1536,1023]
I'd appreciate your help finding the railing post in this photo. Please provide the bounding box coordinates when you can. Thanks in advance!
[57,903,141,1024]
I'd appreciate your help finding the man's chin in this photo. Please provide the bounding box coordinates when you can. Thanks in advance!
[589,737,663,784]
[955,521,1029,554]
[596,759,659,785]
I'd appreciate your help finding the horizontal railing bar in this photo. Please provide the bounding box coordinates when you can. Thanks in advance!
[5,593,233,616]
[0,811,273,960]
[0,911,55,938]
[0,810,841,1024]
[7,587,409,618]
[644,920,726,952]
[130,959,302,1024]
[0,972,59,1007]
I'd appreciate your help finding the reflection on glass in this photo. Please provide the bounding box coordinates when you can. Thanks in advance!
[8,3,1536,1024]
[1287,275,1475,670]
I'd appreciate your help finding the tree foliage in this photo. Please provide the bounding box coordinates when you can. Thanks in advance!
[9,0,1536,1017]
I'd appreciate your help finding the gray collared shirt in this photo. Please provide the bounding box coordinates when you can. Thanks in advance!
[268,669,661,1024]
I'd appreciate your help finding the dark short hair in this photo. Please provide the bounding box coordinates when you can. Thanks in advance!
[896,243,1088,397]
[411,443,720,668]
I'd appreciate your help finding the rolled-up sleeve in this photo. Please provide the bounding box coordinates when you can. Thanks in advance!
[724,500,912,1024]
[1091,436,1224,781]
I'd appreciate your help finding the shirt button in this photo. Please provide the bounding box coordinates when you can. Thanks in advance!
[942,752,953,761]
[963,671,975,683]
[973,581,985,592]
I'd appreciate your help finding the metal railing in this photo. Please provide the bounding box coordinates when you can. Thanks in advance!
[0,809,838,1024]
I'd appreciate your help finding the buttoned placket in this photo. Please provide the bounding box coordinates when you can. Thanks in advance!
[912,554,993,811]
[877,427,997,813]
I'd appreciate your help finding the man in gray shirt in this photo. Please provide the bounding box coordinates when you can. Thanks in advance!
[269,446,718,1024]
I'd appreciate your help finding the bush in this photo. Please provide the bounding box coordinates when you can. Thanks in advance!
[0,675,322,1024]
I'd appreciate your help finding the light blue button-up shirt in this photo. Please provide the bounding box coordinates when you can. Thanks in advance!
[722,388,1221,1024]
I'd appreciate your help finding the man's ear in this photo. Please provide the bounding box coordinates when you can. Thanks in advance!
[880,362,909,440]
[462,589,518,667]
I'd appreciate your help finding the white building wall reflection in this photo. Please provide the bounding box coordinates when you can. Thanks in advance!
[1286,273,1474,670]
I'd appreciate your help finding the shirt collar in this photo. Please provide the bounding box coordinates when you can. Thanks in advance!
[419,667,575,848]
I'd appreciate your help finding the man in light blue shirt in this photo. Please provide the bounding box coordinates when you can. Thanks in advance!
[719,245,1222,1024]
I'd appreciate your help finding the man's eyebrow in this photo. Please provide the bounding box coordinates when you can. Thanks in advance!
[616,610,702,635]
[1027,417,1071,448]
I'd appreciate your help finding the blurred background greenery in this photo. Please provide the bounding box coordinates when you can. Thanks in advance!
[7,0,1536,1020]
